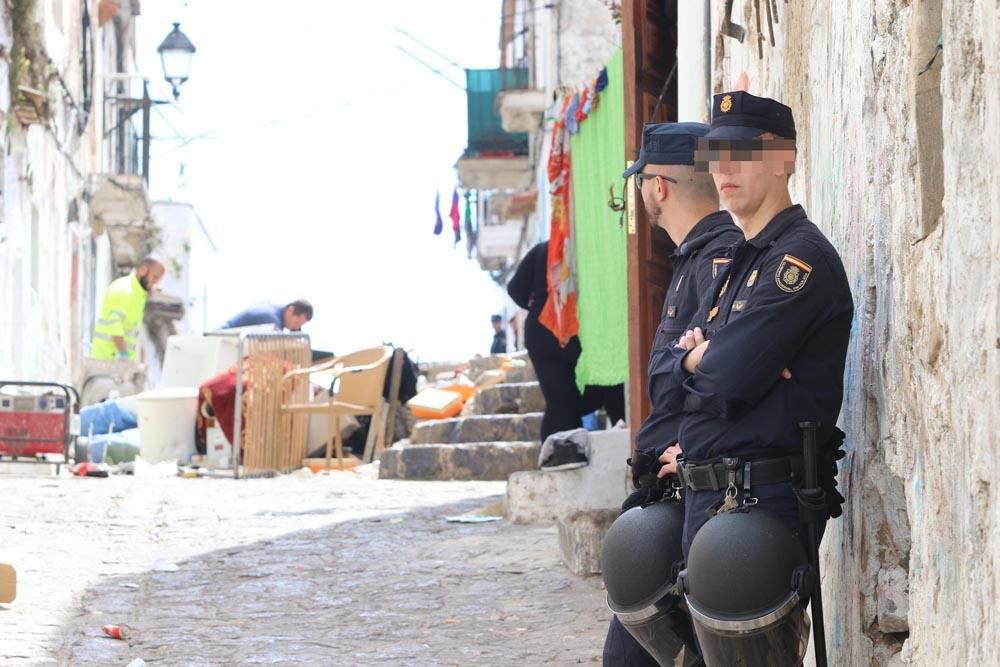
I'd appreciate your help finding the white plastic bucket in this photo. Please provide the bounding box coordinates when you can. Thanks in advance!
[136,387,199,464]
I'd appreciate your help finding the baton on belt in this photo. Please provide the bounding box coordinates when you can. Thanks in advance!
[800,421,828,667]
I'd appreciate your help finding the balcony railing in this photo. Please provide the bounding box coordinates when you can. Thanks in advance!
[464,68,530,157]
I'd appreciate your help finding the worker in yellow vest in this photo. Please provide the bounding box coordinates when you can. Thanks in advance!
[91,255,166,360]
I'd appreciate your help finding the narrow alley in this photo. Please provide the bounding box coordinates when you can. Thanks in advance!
[1,473,608,665]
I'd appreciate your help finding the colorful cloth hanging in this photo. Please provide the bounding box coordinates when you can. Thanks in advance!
[449,189,461,245]
[539,94,580,347]
[464,191,475,258]
[433,191,443,235]
[571,49,628,389]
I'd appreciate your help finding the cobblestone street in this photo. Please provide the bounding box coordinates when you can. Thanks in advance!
[0,469,609,666]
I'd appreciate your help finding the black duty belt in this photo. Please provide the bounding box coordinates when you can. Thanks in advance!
[678,455,802,492]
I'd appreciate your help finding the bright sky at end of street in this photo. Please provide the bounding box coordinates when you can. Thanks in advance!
[136,0,509,363]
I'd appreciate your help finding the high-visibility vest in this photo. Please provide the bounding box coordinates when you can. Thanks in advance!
[91,273,148,360]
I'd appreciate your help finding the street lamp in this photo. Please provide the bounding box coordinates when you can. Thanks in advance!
[157,23,196,99]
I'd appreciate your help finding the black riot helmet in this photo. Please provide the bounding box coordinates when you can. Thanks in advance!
[602,501,702,666]
[679,509,813,667]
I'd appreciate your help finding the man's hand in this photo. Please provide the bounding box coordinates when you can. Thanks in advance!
[678,328,709,373]
[682,340,710,374]
[657,443,683,478]
[675,327,706,351]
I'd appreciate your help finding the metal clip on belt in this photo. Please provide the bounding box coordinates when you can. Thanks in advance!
[678,456,801,492]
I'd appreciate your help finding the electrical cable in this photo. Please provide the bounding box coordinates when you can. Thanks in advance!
[395,46,465,90]
[394,26,465,71]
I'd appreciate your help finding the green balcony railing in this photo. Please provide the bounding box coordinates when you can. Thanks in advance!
[464,68,530,157]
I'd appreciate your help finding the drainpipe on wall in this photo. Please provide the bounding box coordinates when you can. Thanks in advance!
[677,0,712,123]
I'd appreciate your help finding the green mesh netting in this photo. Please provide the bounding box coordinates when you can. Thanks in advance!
[571,48,628,390]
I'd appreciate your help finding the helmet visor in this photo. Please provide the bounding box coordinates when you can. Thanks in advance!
[614,600,702,667]
[688,598,810,667]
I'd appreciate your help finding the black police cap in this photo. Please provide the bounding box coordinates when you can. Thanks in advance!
[623,121,710,179]
[706,90,796,140]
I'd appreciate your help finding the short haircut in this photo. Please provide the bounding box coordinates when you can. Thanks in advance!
[689,171,721,205]
[491,314,503,322]
[286,299,314,320]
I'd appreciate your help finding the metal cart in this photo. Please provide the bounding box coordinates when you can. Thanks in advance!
[0,381,81,473]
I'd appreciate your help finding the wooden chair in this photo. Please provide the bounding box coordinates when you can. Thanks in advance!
[280,346,392,471]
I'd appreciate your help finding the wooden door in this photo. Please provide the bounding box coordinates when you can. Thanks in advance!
[622,0,678,442]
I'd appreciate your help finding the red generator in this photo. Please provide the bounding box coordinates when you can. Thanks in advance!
[0,381,80,472]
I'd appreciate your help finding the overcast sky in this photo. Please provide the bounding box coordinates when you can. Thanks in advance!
[136,0,507,362]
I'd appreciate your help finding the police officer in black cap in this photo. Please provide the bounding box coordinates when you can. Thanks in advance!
[602,122,741,666]
[657,91,852,666]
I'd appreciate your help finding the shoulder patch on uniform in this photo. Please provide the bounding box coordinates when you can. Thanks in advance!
[712,257,731,279]
[774,254,813,293]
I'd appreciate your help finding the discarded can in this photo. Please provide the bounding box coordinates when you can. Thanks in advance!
[102,624,129,640]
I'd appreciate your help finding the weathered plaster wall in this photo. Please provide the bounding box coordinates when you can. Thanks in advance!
[554,0,620,87]
[0,1,124,380]
[709,1,999,664]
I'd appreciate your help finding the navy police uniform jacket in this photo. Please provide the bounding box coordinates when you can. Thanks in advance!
[677,205,853,462]
[634,211,742,454]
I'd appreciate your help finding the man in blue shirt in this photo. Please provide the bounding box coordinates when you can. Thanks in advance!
[221,299,314,332]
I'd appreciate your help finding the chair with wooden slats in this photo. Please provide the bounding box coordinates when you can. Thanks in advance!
[280,346,393,471]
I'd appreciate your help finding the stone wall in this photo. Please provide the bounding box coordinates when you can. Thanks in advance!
[707,1,999,664]
[554,0,621,87]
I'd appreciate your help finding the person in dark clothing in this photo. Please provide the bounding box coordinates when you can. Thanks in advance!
[579,384,626,427]
[489,314,508,354]
[506,241,586,440]
[604,122,743,666]
[221,299,314,332]
[654,93,852,563]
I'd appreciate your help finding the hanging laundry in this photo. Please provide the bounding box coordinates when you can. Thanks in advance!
[433,191,443,235]
[450,189,461,245]
[588,76,601,115]
[464,191,476,259]
[595,67,609,93]
[575,87,591,124]
[564,93,581,134]
[539,94,580,346]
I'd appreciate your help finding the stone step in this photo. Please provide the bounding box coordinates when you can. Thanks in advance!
[411,412,543,444]
[506,429,631,524]
[503,363,536,384]
[418,355,535,386]
[558,509,619,576]
[471,382,544,416]
[378,441,541,481]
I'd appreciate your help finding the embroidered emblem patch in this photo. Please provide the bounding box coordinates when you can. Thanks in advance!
[732,300,747,312]
[746,269,758,288]
[774,254,813,293]
[712,257,731,279]
[720,94,733,113]
[666,305,678,318]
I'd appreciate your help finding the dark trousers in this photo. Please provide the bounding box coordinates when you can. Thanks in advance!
[603,615,660,666]
[581,383,626,426]
[525,319,583,440]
